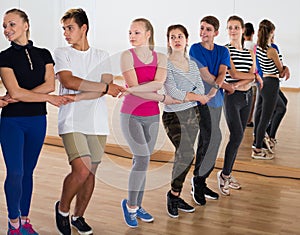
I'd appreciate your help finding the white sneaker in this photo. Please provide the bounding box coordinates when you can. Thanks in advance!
[228,175,241,190]
[217,171,230,196]
[251,149,274,160]
[263,137,274,154]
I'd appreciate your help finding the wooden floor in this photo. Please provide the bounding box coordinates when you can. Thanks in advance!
[0,82,300,234]
[0,145,299,235]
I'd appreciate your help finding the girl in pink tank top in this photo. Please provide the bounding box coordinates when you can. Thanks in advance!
[119,18,167,228]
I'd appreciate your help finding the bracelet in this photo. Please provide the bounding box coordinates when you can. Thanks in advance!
[160,94,166,102]
[103,83,109,94]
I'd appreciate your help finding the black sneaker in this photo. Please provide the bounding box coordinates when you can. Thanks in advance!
[166,190,179,218]
[177,197,195,213]
[203,185,219,200]
[55,201,71,235]
[71,216,93,235]
[190,177,206,205]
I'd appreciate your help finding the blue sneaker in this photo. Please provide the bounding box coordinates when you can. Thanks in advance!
[121,199,138,228]
[136,207,154,222]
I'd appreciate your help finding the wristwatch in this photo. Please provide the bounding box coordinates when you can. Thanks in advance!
[213,83,220,89]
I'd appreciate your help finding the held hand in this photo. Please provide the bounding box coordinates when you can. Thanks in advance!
[225,83,235,95]
[48,95,74,107]
[62,94,77,102]
[280,66,290,81]
[163,95,181,105]
[3,94,18,103]
[0,98,8,108]
[107,84,126,97]
[207,88,217,99]
[198,94,210,105]
[118,89,130,99]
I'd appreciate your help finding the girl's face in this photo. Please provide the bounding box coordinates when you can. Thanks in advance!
[62,18,86,45]
[168,28,187,53]
[3,12,28,42]
[129,21,150,47]
[227,20,244,41]
[200,21,218,43]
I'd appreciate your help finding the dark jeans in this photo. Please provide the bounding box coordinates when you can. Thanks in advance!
[194,104,222,186]
[223,89,252,175]
[162,106,200,193]
[193,104,212,179]
[266,89,287,139]
[254,77,280,148]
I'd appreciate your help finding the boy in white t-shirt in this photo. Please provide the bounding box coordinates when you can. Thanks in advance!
[53,8,125,235]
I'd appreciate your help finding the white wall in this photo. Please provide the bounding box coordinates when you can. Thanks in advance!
[0,0,299,87]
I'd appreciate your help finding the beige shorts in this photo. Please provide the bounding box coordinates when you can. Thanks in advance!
[61,132,107,164]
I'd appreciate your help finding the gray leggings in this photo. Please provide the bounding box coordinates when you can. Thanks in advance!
[120,113,159,207]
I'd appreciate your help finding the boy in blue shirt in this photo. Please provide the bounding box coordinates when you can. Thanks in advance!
[189,15,231,205]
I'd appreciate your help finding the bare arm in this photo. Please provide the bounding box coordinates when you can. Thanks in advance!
[121,51,167,93]
[267,47,284,74]
[57,71,124,97]
[31,64,55,94]
[0,67,70,107]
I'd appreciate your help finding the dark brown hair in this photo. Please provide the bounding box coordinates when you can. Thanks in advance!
[61,8,89,35]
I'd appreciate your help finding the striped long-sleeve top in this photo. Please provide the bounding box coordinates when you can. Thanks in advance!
[164,59,205,112]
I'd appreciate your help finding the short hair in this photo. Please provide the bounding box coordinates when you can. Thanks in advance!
[61,8,89,35]
[244,22,255,37]
[201,15,220,31]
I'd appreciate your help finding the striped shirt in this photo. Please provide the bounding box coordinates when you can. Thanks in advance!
[256,45,282,75]
[225,44,253,82]
[164,59,205,112]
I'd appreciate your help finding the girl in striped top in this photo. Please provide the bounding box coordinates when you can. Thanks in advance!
[163,24,209,218]
[252,19,285,160]
[217,15,263,196]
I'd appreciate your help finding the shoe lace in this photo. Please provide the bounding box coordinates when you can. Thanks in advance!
[138,207,148,215]
[129,212,137,221]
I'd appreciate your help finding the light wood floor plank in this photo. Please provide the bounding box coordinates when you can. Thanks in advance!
[0,145,299,235]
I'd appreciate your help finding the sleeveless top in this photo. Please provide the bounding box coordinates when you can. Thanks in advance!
[256,45,281,75]
[120,48,159,116]
[225,44,253,83]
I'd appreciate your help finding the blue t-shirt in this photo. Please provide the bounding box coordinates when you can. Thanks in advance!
[189,42,231,108]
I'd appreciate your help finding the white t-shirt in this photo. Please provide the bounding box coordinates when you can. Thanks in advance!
[244,41,255,50]
[54,46,111,135]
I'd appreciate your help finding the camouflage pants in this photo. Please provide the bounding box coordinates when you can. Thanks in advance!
[162,106,200,193]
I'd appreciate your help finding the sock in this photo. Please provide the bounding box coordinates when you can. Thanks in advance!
[21,219,27,225]
[59,209,69,217]
[9,220,20,229]
[72,216,79,221]
[126,203,138,213]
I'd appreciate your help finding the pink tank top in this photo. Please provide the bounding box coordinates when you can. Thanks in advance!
[120,48,160,116]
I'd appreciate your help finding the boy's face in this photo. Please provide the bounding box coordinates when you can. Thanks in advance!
[199,21,218,43]
[62,18,86,45]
